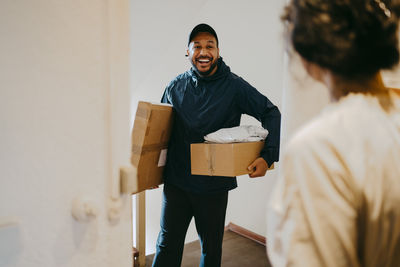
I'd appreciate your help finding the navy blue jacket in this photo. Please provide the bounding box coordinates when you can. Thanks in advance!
[161,58,281,194]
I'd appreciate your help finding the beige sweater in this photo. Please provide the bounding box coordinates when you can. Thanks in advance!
[267,90,400,267]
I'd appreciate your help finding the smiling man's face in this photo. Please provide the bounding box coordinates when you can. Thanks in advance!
[187,32,219,77]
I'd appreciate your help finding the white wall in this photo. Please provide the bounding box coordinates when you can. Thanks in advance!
[130,0,285,255]
[0,1,132,266]
[382,67,400,88]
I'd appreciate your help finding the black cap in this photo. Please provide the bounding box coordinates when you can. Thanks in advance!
[188,23,219,47]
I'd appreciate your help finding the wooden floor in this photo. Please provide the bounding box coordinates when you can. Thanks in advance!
[146,230,272,267]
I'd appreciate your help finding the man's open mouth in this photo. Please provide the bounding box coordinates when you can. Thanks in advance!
[197,58,212,65]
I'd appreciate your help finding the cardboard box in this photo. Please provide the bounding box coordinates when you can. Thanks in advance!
[191,141,273,177]
[130,101,173,194]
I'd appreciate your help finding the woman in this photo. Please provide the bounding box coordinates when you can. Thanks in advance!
[267,1,400,266]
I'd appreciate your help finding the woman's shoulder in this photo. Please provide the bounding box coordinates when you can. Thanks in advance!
[287,92,398,155]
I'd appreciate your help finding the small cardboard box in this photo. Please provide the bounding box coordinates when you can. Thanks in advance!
[191,141,272,177]
[129,101,173,194]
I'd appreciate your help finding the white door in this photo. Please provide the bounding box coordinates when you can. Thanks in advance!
[0,1,133,266]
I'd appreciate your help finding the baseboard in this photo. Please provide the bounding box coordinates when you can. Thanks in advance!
[225,222,266,246]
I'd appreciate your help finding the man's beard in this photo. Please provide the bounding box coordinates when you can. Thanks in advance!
[192,58,218,77]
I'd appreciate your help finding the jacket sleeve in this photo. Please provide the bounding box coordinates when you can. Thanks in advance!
[161,83,172,104]
[235,78,281,166]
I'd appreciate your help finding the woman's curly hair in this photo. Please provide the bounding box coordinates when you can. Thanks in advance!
[283,0,400,79]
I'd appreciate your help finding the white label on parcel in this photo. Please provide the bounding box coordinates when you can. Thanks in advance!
[158,149,168,167]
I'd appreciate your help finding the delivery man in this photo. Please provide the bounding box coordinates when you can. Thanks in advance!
[152,23,281,267]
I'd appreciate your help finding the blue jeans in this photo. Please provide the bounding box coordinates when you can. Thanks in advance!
[152,184,228,267]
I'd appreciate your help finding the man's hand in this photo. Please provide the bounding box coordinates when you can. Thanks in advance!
[247,157,269,178]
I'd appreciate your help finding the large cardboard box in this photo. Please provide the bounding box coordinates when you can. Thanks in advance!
[191,141,272,177]
[130,101,173,194]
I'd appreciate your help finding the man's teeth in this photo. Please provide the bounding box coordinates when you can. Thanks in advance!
[199,59,210,63]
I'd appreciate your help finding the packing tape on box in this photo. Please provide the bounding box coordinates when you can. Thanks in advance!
[209,144,216,175]
[131,142,169,155]
[202,144,217,176]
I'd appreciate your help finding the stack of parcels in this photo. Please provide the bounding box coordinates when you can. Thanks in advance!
[191,125,273,177]
[130,102,274,194]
